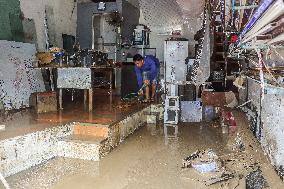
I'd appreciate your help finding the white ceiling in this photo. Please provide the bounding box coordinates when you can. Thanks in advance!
[78,0,205,28]
[138,0,205,28]
[176,0,205,17]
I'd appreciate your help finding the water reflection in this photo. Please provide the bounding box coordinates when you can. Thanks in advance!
[163,124,178,145]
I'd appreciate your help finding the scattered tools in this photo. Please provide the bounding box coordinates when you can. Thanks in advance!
[205,172,235,186]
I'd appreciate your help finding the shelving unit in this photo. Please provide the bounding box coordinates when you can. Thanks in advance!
[210,0,227,91]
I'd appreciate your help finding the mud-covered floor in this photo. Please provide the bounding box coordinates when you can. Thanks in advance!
[5,111,284,189]
[0,89,147,140]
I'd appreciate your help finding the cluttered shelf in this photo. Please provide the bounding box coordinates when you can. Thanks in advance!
[245,67,284,87]
[29,65,114,70]
[35,46,113,68]
[245,75,284,93]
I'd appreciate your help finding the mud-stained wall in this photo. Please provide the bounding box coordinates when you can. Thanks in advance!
[57,140,101,161]
[0,123,74,177]
[77,0,205,60]
[261,92,284,168]
[108,106,150,148]
[139,0,205,60]
[0,40,45,110]
[77,0,139,51]
[240,77,284,172]
[19,0,77,51]
[194,13,211,86]
[0,0,24,41]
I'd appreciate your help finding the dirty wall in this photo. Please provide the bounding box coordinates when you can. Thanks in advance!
[0,123,74,177]
[0,0,23,41]
[0,40,45,110]
[19,0,77,51]
[240,77,284,172]
[77,0,205,60]
[139,0,205,60]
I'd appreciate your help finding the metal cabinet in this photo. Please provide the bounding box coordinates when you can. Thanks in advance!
[164,41,189,83]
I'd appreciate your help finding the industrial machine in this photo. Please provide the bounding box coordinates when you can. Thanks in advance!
[163,40,189,124]
[163,40,204,124]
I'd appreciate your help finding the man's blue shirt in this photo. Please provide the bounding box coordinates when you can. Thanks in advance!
[135,55,160,88]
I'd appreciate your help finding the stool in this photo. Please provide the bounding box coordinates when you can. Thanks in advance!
[31,91,57,113]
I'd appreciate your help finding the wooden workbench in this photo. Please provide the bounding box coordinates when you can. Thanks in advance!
[32,66,113,111]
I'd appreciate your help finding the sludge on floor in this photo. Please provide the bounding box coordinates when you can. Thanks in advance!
[5,111,284,189]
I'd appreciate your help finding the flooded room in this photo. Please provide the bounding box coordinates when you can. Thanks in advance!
[1,0,284,188]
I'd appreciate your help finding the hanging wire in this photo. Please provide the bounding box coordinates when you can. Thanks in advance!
[256,49,265,100]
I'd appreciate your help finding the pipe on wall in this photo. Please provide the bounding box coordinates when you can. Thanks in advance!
[242,0,284,42]
[239,0,274,41]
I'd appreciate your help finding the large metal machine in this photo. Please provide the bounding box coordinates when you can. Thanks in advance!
[164,41,188,87]
[163,40,189,124]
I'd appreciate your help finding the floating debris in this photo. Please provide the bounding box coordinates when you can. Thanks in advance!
[182,149,219,172]
[192,162,218,173]
[182,150,201,168]
[0,125,5,131]
[278,165,284,181]
[204,171,235,186]
[246,168,268,189]
[234,133,246,152]
[182,149,236,185]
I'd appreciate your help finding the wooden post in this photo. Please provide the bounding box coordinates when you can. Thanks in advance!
[88,111,93,122]
[109,69,112,91]
[59,88,63,109]
[88,89,93,112]
[59,109,63,123]
[49,68,54,91]
[84,89,88,109]
[109,69,113,105]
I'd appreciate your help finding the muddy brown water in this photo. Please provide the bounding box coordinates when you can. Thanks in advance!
[7,115,283,189]
[5,112,284,189]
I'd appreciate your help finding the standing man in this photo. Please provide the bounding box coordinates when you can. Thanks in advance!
[133,54,160,102]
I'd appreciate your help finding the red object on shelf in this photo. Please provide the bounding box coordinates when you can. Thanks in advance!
[230,35,238,43]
